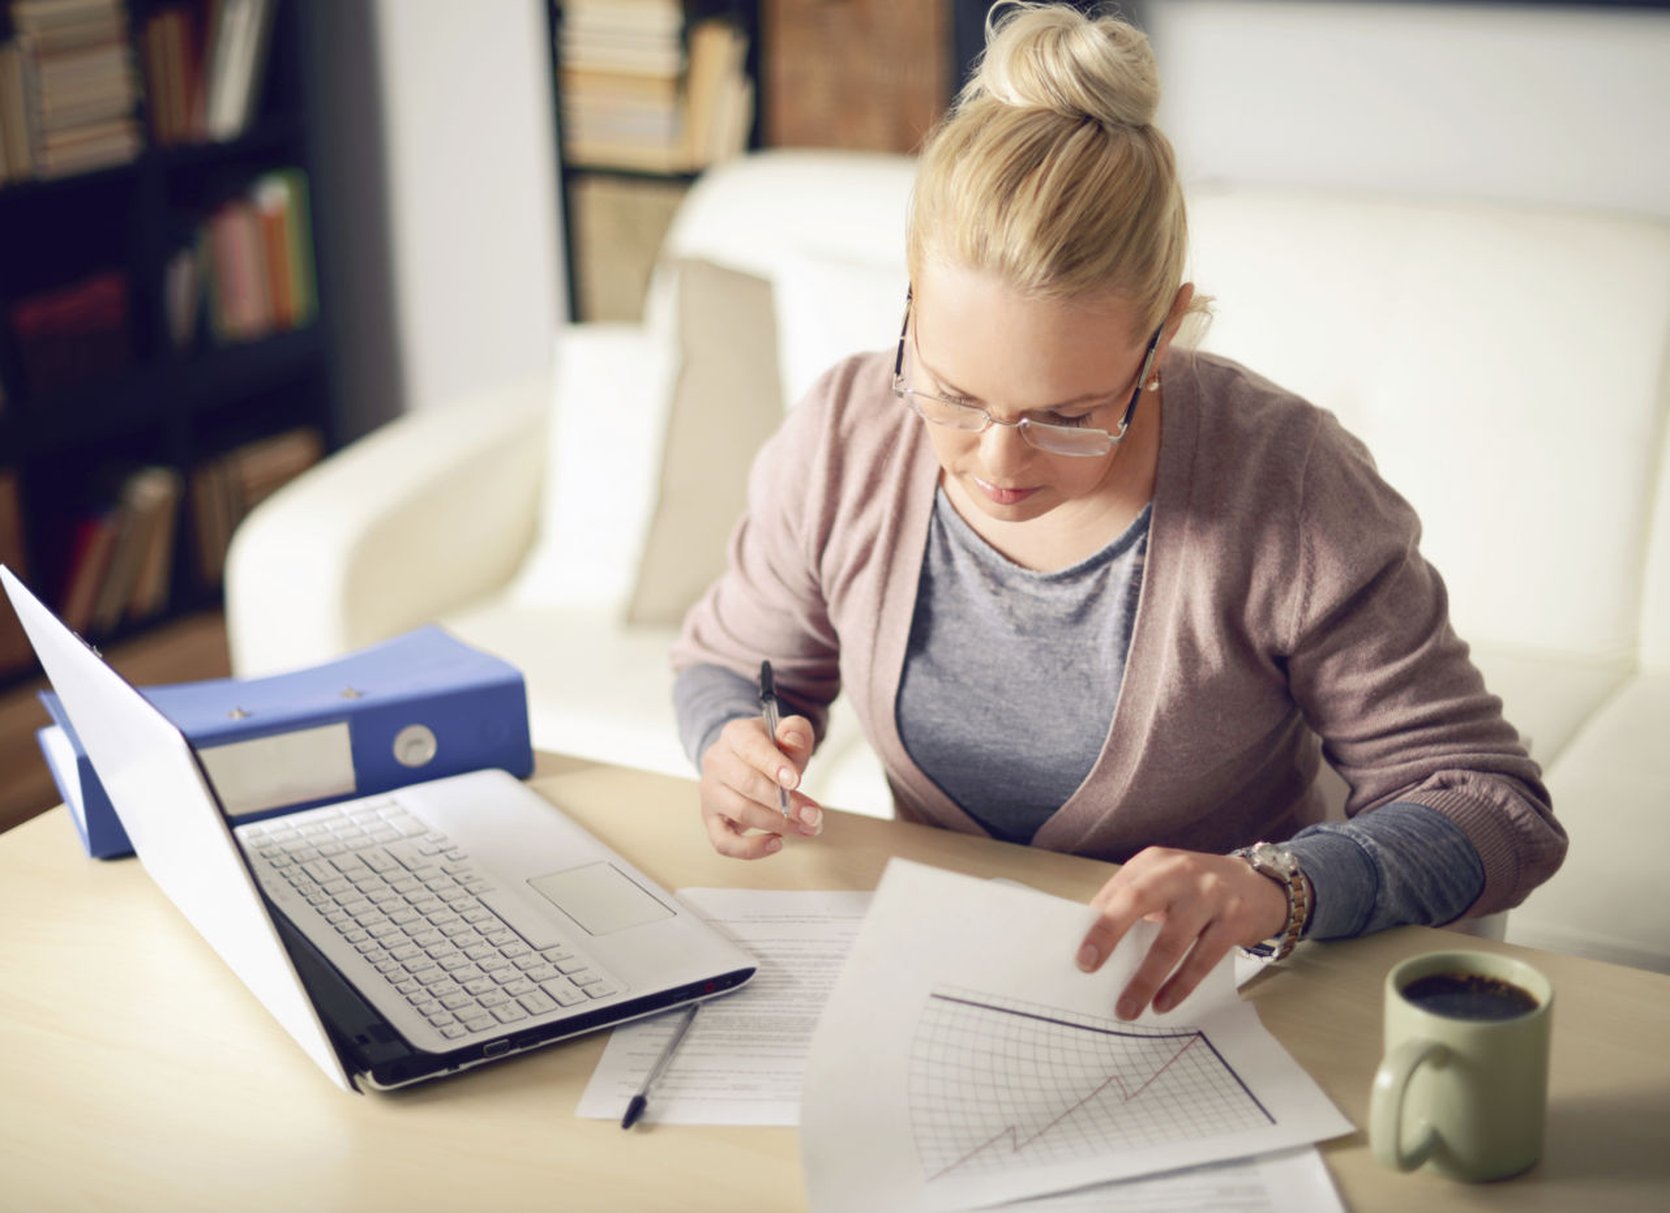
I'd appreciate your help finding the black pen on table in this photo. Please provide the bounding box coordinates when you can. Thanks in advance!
[620,1003,700,1130]
[757,660,793,818]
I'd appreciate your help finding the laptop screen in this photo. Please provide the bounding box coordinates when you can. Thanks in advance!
[2,565,355,1090]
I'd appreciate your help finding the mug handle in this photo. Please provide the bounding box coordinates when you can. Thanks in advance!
[1370,1038,1446,1171]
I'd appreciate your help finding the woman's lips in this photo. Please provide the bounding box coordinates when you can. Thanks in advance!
[973,477,1039,505]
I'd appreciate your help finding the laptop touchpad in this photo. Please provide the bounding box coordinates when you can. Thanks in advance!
[527,863,675,935]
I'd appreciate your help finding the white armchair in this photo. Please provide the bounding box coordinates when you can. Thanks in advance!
[227,151,1670,972]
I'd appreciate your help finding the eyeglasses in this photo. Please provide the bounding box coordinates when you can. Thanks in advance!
[891,287,1164,458]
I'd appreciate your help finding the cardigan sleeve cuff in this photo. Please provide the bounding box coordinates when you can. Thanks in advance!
[1284,828,1377,940]
[674,663,761,768]
[1286,801,1486,940]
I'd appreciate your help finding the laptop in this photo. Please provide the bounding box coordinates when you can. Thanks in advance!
[1,565,755,1093]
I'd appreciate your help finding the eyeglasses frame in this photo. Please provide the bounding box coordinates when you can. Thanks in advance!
[890,286,1166,457]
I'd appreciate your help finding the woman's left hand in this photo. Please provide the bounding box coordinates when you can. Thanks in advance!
[1075,846,1290,1020]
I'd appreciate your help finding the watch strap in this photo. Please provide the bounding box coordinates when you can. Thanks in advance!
[1232,842,1312,963]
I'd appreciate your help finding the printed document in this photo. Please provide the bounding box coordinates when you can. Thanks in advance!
[577,888,870,1125]
[971,1146,1344,1213]
[800,860,1353,1212]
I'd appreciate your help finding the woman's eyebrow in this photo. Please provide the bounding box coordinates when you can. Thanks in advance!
[917,352,1117,411]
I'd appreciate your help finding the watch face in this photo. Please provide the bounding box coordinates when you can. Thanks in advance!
[1254,843,1298,876]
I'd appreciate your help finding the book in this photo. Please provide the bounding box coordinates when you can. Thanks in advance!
[59,510,119,634]
[563,0,684,38]
[0,470,32,675]
[9,271,132,393]
[125,466,183,621]
[190,426,323,587]
[164,242,202,349]
[205,199,267,342]
[89,465,181,634]
[142,5,201,145]
[204,0,274,141]
[8,0,141,180]
[250,168,317,328]
[0,42,38,180]
[198,169,316,345]
[683,18,750,168]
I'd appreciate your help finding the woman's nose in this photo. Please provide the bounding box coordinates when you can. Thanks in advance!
[980,419,1031,470]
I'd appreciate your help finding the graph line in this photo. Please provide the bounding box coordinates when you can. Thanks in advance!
[909,988,1274,1183]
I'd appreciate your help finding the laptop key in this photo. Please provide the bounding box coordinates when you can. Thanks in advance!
[518,990,557,1016]
[540,979,585,1008]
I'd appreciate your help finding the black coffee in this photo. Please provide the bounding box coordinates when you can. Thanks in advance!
[1402,971,1539,1021]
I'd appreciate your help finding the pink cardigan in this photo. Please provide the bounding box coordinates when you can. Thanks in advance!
[673,349,1566,916]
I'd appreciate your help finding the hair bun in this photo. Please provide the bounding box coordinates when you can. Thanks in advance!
[973,2,1160,129]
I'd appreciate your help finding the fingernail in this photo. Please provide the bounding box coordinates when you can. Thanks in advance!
[778,766,798,790]
[798,805,821,831]
[1154,993,1172,1013]
[764,836,783,854]
[1077,944,1099,971]
[1117,998,1139,1020]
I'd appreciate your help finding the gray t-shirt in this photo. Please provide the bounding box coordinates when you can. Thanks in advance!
[896,490,1149,844]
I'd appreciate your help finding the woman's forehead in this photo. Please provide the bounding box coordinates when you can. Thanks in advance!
[915,262,1144,339]
[912,262,1147,380]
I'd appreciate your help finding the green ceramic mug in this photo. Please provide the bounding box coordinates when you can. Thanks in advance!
[1370,949,1553,1182]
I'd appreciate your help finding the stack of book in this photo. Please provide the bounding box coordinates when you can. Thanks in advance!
[0,0,142,183]
[140,0,276,147]
[189,425,321,587]
[58,463,183,636]
[167,166,316,349]
[561,1,750,173]
[682,16,751,170]
[8,270,132,394]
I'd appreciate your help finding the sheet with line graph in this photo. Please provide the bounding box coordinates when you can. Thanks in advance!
[801,860,1353,1213]
[910,989,1274,1182]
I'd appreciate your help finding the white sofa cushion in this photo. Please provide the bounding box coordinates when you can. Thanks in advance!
[1468,644,1633,765]
[772,250,907,409]
[1508,671,1670,973]
[1638,411,1670,670]
[661,150,916,283]
[627,259,784,625]
[1187,187,1670,665]
[510,326,674,613]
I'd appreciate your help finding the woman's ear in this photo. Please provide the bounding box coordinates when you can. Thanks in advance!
[1166,282,1195,337]
[1155,282,1198,363]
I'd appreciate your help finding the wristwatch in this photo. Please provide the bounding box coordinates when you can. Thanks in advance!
[1231,841,1312,963]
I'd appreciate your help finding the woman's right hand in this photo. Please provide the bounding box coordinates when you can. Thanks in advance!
[698,714,823,859]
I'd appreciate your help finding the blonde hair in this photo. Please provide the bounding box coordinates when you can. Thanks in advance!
[908,2,1201,337]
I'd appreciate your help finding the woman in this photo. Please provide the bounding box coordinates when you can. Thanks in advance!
[671,2,1565,1020]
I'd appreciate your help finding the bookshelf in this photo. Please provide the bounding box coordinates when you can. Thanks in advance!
[0,0,335,684]
[547,0,761,322]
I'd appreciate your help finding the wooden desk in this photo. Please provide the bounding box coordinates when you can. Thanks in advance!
[2,754,1666,1212]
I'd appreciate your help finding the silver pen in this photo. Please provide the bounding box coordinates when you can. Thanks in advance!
[758,660,793,818]
[620,1003,700,1130]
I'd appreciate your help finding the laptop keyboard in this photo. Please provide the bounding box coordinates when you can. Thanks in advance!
[240,800,624,1044]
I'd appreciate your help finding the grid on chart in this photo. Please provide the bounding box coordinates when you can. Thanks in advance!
[908,988,1275,1181]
